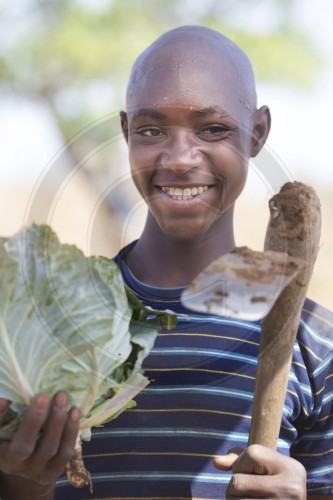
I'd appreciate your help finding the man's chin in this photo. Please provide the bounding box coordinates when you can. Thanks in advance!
[159,221,211,244]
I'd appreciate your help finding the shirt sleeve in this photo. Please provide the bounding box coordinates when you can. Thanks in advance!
[290,299,333,496]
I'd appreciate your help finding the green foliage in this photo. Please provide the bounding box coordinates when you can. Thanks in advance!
[1,0,321,94]
[0,56,13,82]
[218,28,320,87]
[0,0,323,170]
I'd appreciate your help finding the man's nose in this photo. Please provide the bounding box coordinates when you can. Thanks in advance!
[160,130,201,174]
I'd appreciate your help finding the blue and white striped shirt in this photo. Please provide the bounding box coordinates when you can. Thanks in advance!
[55,246,333,499]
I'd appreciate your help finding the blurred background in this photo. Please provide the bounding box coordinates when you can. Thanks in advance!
[0,0,332,309]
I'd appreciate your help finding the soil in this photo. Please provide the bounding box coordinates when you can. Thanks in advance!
[230,247,303,284]
[251,295,268,303]
[266,181,321,253]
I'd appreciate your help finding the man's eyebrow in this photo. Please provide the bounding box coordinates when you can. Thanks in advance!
[129,106,230,121]
[190,106,230,118]
[130,108,166,121]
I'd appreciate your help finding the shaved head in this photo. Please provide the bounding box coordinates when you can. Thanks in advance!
[126,25,257,112]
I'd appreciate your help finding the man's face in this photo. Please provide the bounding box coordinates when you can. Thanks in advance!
[122,57,256,242]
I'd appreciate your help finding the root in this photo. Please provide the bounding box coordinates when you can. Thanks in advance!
[65,435,93,492]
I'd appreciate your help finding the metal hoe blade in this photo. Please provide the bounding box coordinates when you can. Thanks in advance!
[181,247,306,321]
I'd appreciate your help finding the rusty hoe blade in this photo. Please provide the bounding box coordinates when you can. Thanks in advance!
[181,247,306,321]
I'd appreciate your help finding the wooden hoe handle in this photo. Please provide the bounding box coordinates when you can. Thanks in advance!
[248,182,321,449]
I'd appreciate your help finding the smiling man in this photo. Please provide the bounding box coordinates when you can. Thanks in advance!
[120,26,270,288]
[0,25,332,500]
[113,26,332,499]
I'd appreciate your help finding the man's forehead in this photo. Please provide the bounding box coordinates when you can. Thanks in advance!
[128,57,237,103]
[126,65,249,118]
[130,51,229,87]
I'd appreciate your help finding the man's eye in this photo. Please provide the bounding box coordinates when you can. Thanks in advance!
[200,125,228,135]
[138,128,163,137]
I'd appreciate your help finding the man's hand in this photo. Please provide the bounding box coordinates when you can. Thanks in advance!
[214,444,307,499]
[0,392,80,499]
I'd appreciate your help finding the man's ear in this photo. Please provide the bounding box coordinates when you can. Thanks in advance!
[120,110,129,143]
[251,105,271,157]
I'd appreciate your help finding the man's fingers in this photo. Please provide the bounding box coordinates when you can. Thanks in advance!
[58,407,80,456]
[0,393,80,486]
[234,445,268,475]
[214,453,239,471]
[226,471,306,499]
[227,472,279,498]
[7,394,50,463]
[229,444,290,475]
[0,398,10,423]
[216,445,304,478]
[224,445,307,499]
[47,407,80,478]
[214,446,244,471]
[233,444,306,476]
[32,392,70,464]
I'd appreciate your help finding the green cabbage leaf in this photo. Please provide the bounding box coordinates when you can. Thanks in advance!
[0,224,176,440]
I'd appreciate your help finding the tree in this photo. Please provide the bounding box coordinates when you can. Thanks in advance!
[0,0,322,229]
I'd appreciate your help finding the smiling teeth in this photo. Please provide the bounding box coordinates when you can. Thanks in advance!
[161,186,208,200]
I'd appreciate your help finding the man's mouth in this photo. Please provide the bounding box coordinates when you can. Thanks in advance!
[160,185,209,201]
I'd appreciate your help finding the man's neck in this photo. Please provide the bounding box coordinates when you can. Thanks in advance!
[125,213,235,288]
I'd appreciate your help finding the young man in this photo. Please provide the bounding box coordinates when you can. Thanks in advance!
[0,26,332,499]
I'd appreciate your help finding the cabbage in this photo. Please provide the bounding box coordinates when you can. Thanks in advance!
[0,224,176,488]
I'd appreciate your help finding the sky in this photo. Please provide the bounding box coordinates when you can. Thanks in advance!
[1,0,333,189]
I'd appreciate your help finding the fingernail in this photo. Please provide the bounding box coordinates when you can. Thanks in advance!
[34,394,50,410]
[55,392,68,409]
[70,408,80,423]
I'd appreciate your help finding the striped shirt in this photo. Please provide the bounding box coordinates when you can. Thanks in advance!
[54,245,333,499]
